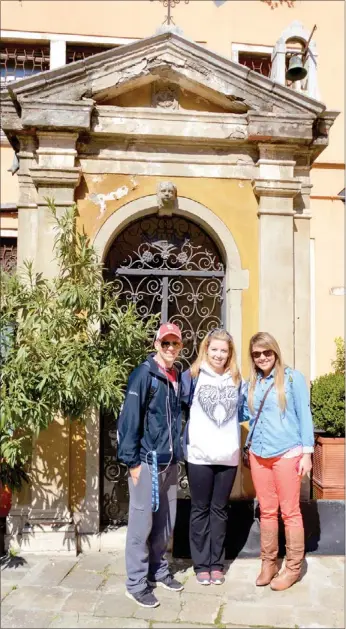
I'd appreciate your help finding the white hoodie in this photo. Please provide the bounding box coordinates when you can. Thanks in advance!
[183,361,241,466]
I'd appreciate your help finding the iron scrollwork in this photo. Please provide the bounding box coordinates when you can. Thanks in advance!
[101,216,225,525]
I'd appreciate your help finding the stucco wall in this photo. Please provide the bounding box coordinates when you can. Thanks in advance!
[77,174,259,373]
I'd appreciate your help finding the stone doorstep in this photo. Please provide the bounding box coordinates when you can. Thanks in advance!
[5,498,345,557]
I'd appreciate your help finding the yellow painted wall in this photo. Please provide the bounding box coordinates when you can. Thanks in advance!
[70,420,86,511]
[310,166,345,377]
[77,174,259,373]
[310,197,344,378]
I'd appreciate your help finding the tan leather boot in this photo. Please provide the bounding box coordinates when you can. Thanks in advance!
[270,528,305,591]
[256,527,279,586]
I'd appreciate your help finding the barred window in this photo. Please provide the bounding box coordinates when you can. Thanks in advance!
[0,43,50,83]
[0,238,17,274]
[66,43,115,64]
[238,52,272,77]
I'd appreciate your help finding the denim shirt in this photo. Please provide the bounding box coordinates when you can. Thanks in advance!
[239,367,314,458]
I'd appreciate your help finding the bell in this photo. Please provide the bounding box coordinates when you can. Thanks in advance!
[286,54,308,82]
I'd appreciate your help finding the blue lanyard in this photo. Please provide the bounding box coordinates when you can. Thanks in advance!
[151,451,159,513]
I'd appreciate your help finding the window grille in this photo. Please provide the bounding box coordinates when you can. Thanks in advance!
[0,238,17,273]
[238,52,272,77]
[0,43,50,83]
[66,43,115,64]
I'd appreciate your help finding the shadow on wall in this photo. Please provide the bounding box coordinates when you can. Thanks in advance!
[5,417,87,555]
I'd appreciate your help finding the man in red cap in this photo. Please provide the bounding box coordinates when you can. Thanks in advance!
[118,322,184,608]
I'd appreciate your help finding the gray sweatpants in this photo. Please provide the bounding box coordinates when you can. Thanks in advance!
[125,463,178,594]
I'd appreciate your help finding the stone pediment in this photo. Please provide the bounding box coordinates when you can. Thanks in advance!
[4,31,327,116]
[100,82,231,114]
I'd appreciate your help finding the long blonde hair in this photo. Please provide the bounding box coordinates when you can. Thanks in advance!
[248,332,286,414]
[190,328,241,385]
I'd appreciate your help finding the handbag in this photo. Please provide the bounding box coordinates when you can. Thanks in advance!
[242,382,275,469]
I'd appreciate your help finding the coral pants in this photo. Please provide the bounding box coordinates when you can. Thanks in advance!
[249,452,303,529]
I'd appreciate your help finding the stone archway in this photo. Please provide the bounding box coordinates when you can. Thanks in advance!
[81,195,250,531]
[93,194,249,361]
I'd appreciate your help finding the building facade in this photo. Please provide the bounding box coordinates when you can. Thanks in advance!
[0,0,344,553]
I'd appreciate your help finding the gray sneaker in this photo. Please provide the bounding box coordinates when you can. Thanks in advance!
[149,574,184,592]
[126,588,160,608]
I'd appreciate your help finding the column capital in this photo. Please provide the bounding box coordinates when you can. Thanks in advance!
[20,98,94,131]
[257,143,299,162]
[252,178,301,198]
[29,166,81,190]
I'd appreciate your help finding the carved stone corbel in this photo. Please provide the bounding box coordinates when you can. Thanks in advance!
[156,181,178,216]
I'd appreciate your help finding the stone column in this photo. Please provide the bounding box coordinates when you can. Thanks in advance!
[19,132,81,553]
[252,145,301,366]
[16,135,38,269]
[30,132,80,277]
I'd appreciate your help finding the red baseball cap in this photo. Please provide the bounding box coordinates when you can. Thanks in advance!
[156,322,182,342]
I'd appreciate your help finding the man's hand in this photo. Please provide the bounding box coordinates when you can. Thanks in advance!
[298,453,312,477]
[129,464,142,486]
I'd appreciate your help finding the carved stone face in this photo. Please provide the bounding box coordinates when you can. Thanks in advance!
[157,182,177,208]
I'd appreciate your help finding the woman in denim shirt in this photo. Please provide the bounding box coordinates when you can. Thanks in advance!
[240,332,314,591]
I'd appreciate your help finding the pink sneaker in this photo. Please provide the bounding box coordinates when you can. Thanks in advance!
[196,571,211,585]
[210,570,225,585]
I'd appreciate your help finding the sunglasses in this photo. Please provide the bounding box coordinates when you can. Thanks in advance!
[160,340,181,348]
[252,350,275,359]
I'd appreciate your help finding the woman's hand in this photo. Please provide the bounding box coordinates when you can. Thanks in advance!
[298,453,312,477]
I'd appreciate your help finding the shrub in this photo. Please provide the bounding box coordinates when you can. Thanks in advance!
[0,203,158,489]
[331,337,345,375]
[311,372,345,438]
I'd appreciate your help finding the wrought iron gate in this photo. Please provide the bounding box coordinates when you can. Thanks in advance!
[101,216,226,525]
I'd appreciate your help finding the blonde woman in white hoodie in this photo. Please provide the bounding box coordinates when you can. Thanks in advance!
[182,329,242,586]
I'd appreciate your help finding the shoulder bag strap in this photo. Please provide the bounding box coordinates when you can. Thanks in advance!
[247,382,275,449]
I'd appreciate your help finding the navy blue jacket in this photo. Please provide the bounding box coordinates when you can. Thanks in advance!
[117,353,182,468]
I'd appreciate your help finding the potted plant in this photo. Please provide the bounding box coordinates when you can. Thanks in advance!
[310,338,345,499]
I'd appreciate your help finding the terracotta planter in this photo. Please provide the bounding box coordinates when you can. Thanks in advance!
[312,435,345,499]
[0,484,12,517]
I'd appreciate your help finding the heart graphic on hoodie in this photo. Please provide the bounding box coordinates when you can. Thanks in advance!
[198,384,238,427]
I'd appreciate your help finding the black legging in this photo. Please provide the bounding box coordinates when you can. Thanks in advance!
[186,461,237,573]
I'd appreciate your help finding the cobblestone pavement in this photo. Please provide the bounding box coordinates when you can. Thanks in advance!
[0,552,344,628]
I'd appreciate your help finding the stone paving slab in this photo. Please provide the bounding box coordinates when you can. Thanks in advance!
[178,592,223,625]
[77,553,117,573]
[222,600,298,628]
[47,613,149,628]
[0,552,344,629]
[101,575,125,592]
[1,609,54,629]
[152,624,217,628]
[1,583,18,601]
[105,554,127,576]
[93,591,138,618]
[23,558,79,587]
[59,568,104,590]
[60,589,101,614]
